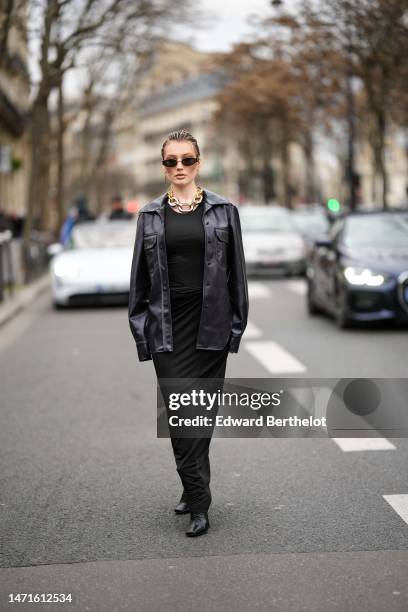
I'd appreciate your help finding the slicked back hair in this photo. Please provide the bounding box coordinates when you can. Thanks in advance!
[161,129,200,160]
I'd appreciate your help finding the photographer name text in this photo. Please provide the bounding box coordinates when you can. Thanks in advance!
[168,415,326,428]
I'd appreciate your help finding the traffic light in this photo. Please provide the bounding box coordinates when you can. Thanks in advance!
[327,198,341,214]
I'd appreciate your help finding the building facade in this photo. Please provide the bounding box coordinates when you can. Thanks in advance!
[0,2,30,220]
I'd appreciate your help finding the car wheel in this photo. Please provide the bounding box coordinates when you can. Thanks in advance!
[53,300,65,310]
[334,289,351,329]
[307,279,320,315]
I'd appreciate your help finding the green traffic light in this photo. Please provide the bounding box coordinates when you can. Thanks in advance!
[327,198,341,213]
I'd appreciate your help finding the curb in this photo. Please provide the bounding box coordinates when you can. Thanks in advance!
[0,273,51,329]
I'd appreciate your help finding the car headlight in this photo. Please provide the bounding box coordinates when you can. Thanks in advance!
[53,260,80,280]
[343,266,386,287]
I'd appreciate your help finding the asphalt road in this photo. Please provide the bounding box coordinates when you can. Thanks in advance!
[0,279,407,612]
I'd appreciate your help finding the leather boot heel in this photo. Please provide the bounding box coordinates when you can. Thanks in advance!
[185,512,210,537]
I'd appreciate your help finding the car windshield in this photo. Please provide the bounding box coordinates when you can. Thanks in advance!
[344,214,408,248]
[240,210,295,232]
[292,212,329,234]
[70,221,136,249]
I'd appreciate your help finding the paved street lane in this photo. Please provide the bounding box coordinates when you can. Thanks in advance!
[0,284,407,611]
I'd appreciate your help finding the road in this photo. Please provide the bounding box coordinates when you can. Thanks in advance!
[0,278,407,611]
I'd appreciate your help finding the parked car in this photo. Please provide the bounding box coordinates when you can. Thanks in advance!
[291,207,330,243]
[48,218,136,307]
[306,211,408,327]
[239,206,307,276]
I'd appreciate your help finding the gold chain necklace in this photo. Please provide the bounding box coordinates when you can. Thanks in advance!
[167,186,204,214]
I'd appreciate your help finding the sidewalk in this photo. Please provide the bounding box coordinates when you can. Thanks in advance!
[0,274,51,329]
[1,549,408,612]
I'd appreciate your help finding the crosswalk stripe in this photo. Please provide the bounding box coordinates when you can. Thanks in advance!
[245,341,306,374]
[383,494,408,526]
[244,320,263,339]
[286,280,307,295]
[248,281,271,299]
[333,438,396,452]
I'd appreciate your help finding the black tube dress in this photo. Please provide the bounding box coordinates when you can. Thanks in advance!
[152,192,229,513]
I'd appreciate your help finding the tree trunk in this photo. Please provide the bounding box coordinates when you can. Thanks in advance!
[56,74,65,234]
[0,0,14,67]
[260,125,274,205]
[363,64,390,210]
[345,68,357,211]
[239,137,254,201]
[280,124,292,208]
[303,128,315,203]
[25,93,50,239]
[92,108,115,215]
[376,108,388,210]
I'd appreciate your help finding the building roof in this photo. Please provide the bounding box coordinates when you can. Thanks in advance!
[139,71,229,116]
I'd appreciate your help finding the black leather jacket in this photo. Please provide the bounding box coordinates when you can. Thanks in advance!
[128,189,249,362]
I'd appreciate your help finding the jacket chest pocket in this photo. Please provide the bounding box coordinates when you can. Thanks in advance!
[215,227,229,267]
[143,234,158,270]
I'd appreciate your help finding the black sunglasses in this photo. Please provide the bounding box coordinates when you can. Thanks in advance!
[162,157,199,168]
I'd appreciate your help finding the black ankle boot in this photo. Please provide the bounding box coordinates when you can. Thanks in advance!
[185,512,210,537]
[174,499,191,514]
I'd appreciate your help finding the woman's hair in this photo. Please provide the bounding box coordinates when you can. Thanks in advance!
[161,129,200,160]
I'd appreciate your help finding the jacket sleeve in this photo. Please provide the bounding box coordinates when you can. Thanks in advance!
[227,204,249,353]
[128,212,152,361]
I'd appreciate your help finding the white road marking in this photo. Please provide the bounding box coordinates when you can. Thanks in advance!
[333,438,396,452]
[244,320,263,339]
[288,387,330,431]
[286,280,307,295]
[383,495,408,526]
[248,281,271,299]
[245,341,306,374]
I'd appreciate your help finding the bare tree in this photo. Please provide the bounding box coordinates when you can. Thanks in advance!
[217,1,407,209]
[299,0,408,208]
[23,0,200,240]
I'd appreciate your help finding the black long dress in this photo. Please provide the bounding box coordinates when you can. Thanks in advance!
[152,192,229,513]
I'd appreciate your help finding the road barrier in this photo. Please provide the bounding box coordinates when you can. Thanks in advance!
[0,230,14,303]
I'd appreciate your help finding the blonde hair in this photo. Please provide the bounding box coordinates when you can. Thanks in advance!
[161,129,200,159]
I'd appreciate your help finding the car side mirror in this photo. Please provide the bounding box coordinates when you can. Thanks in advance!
[47,243,63,257]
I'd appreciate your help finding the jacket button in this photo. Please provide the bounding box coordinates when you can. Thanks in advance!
[206,221,209,225]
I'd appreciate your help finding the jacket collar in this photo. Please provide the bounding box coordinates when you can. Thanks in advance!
[140,188,230,217]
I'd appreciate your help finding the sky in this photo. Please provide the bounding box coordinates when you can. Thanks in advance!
[53,0,300,101]
[59,0,278,98]
[173,0,274,53]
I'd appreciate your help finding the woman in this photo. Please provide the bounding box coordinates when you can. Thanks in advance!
[128,129,248,537]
